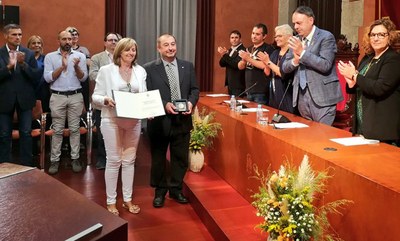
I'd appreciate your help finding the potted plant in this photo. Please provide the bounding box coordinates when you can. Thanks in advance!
[189,106,222,172]
[251,155,352,241]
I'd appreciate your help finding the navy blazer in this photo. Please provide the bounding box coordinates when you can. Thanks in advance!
[144,58,200,136]
[0,46,39,113]
[219,44,246,90]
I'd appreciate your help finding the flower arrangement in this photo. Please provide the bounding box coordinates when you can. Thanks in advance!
[251,155,352,241]
[189,106,222,153]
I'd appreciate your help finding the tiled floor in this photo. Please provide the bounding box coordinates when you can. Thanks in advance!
[43,133,214,241]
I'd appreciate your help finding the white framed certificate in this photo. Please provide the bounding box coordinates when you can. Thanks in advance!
[112,89,166,119]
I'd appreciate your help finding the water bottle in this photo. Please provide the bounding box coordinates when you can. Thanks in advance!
[230,95,236,111]
[256,104,264,124]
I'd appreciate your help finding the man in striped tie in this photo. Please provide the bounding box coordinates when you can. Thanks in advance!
[144,34,200,208]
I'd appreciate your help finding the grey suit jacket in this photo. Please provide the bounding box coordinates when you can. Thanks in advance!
[89,51,111,81]
[282,27,343,107]
[89,51,112,109]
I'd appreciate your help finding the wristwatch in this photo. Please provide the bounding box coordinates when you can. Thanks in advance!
[351,71,359,80]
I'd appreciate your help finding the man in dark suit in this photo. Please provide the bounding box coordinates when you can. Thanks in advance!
[282,6,343,125]
[218,30,246,97]
[0,24,39,166]
[144,34,199,208]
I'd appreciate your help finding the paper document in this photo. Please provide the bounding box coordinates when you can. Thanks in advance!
[223,100,250,104]
[330,136,379,146]
[112,90,165,119]
[272,122,309,129]
[241,107,269,113]
[206,93,230,97]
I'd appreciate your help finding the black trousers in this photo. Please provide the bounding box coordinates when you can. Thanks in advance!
[149,128,190,196]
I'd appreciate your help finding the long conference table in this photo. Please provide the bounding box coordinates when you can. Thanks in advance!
[198,94,400,241]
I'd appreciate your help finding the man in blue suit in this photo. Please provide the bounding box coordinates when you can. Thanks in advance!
[282,6,343,125]
[0,24,39,165]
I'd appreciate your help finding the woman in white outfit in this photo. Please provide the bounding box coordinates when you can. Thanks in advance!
[92,38,146,215]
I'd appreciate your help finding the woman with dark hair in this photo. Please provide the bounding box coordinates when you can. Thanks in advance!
[338,18,400,146]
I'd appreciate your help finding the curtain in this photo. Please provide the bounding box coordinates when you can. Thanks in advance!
[195,0,214,92]
[126,0,197,65]
[106,0,126,36]
[378,0,400,28]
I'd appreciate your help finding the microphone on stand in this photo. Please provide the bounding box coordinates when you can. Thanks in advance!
[271,80,292,123]
[237,82,258,98]
[235,82,258,109]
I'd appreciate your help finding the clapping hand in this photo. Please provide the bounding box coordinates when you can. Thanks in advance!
[257,51,270,65]
[288,36,304,57]
[217,46,228,56]
[73,57,80,66]
[16,51,26,65]
[61,52,68,71]
[338,60,357,88]
[238,49,251,61]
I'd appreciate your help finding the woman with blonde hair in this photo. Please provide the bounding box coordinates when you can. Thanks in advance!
[338,18,400,146]
[92,38,147,215]
[27,35,50,113]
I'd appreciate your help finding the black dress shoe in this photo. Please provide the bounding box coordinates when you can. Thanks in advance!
[95,161,106,170]
[153,195,165,208]
[169,193,189,204]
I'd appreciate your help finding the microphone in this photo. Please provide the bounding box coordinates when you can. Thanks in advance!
[235,82,258,109]
[272,80,292,123]
[237,82,258,98]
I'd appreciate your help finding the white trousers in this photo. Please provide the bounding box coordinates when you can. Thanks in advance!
[101,117,141,205]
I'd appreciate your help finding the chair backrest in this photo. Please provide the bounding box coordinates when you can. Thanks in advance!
[13,100,43,123]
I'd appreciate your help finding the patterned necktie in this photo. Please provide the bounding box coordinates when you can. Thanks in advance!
[166,63,181,100]
[299,38,309,90]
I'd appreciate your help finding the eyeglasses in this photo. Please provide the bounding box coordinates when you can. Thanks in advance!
[107,39,118,42]
[368,32,389,39]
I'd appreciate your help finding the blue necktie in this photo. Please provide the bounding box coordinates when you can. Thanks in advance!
[299,39,309,90]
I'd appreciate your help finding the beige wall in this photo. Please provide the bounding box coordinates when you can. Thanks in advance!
[0,0,105,55]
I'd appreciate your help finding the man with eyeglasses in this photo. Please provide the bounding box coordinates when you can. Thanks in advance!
[282,6,343,125]
[0,24,40,166]
[238,23,275,105]
[89,32,121,170]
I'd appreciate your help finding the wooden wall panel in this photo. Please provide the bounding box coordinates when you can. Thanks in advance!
[0,0,105,55]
